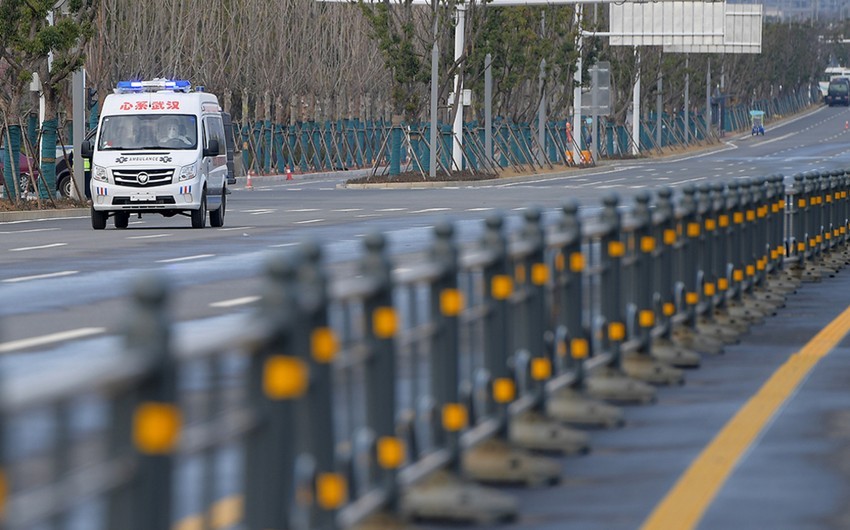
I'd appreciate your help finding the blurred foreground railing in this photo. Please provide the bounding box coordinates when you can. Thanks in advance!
[2,170,849,530]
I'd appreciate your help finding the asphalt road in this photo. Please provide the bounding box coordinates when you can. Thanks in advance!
[3,105,850,357]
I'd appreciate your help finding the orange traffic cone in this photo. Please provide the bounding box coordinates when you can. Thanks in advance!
[285,166,293,180]
[246,170,254,190]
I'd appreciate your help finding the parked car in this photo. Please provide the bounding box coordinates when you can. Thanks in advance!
[55,128,97,199]
[0,152,39,196]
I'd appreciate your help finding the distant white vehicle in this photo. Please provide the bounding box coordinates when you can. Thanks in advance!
[818,66,850,98]
[82,79,228,230]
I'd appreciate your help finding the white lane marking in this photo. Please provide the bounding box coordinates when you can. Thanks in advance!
[269,242,298,248]
[3,270,79,283]
[751,132,793,147]
[356,214,381,218]
[217,226,253,232]
[333,209,363,212]
[156,254,215,263]
[127,234,171,240]
[289,208,320,212]
[410,208,451,213]
[210,296,260,308]
[466,207,493,211]
[0,216,87,225]
[9,242,67,252]
[0,227,61,235]
[295,219,324,224]
[243,209,275,215]
[377,208,406,212]
[0,327,106,353]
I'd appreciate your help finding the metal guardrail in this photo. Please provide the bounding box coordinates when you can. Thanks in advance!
[1,170,848,529]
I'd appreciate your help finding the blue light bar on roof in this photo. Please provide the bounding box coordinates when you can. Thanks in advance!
[115,79,192,93]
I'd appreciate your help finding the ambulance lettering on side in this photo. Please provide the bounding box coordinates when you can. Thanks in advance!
[81,79,228,230]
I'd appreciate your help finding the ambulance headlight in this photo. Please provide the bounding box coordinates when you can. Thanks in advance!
[178,164,197,182]
[93,164,108,182]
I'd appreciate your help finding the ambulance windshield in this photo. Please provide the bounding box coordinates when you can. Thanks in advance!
[98,115,198,150]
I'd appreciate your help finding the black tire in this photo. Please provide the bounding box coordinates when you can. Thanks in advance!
[91,207,107,230]
[191,190,207,228]
[210,187,226,227]
[57,173,72,198]
[114,211,130,229]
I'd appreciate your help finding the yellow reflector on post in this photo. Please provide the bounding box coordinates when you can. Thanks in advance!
[608,241,625,258]
[663,303,676,317]
[442,403,468,432]
[311,327,338,363]
[718,278,729,291]
[797,242,806,252]
[686,292,699,305]
[608,322,626,341]
[798,198,807,208]
[440,288,464,316]
[705,219,716,231]
[491,275,513,300]
[641,236,655,253]
[377,437,405,469]
[571,338,589,359]
[746,265,755,277]
[493,378,516,403]
[531,358,552,380]
[317,473,347,510]
[639,310,655,328]
[264,356,309,400]
[734,270,744,282]
[719,215,729,228]
[664,229,677,245]
[704,283,716,297]
[570,252,585,272]
[687,223,700,238]
[373,307,398,338]
[133,403,182,454]
[531,263,549,285]
[734,212,744,224]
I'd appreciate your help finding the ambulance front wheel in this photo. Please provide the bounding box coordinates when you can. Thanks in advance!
[191,190,207,229]
[91,207,107,230]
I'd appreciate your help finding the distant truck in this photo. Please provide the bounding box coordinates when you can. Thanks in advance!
[82,79,228,229]
[825,77,850,107]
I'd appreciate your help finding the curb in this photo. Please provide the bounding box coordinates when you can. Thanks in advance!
[0,208,87,223]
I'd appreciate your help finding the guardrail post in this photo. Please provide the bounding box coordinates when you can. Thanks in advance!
[750,177,788,308]
[587,194,655,404]
[671,185,724,355]
[245,252,299,530]
[124,273,176,530]
[359,233,402,511]
[510,207,590,454]
[546,201,625,427]
[621,192,683,385]
[463,213,562,486]
[479,214,513,435]
[294,241,344,529]
[649,188,701,368]
[429,221,463,472]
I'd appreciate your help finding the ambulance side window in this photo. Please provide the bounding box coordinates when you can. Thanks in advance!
[203,116,225,155]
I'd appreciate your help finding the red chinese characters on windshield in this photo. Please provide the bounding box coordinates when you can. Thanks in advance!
[118,101,181,111]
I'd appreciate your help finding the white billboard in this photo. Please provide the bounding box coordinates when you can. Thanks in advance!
[609,1,726,47]
[663,4,762,54]
[608,1,763,53]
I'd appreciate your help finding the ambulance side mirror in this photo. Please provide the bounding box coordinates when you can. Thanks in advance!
[81,140,93,158]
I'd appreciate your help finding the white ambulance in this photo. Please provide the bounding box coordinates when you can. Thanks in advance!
[82,79,228,229]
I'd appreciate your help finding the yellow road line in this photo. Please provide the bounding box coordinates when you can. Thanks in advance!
[641,303,850,530]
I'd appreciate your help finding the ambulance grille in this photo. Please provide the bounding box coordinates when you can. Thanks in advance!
[113,168,175,188]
